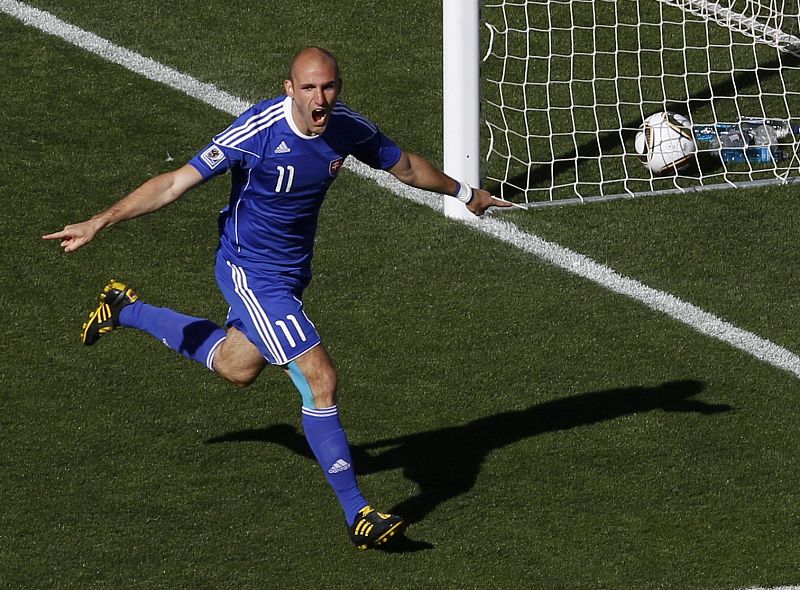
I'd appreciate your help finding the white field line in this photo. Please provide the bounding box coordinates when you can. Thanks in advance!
[5,0,800,381]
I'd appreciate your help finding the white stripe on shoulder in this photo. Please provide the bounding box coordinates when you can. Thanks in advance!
[333,104,378,133]
[224,110,285,148]
[215,101,284,146]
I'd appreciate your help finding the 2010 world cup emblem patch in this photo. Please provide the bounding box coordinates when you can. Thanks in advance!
[329,157,344,177]
[201,145,226,169]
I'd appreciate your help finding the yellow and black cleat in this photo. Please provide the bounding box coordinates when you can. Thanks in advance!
[81,279,138,345]
[348,506,405,550]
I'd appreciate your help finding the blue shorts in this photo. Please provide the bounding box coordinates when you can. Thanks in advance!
[215,253,321,365]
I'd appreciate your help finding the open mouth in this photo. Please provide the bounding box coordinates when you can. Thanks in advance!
[311,108,327,125]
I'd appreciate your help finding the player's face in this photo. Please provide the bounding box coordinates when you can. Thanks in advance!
[285,55,341,136]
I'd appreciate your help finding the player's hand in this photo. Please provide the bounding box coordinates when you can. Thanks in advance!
[42,219,102,253]
[466,188,514,216]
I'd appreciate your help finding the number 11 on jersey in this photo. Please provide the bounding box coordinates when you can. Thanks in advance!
[276,165,295,192]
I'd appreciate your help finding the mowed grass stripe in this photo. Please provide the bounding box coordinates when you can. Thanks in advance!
[5,0,800,384]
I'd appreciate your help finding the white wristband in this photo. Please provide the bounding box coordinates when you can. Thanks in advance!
[453,180,474,204]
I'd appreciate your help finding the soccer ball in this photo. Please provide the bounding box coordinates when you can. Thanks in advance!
[634,111,697,174]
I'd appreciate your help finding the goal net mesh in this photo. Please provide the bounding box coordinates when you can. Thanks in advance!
[481,0,800,205]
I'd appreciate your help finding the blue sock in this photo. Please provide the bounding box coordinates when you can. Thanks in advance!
[301,405,368,526]
[119,301,226,370]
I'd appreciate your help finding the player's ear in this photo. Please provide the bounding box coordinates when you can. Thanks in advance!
[284,79,294,97]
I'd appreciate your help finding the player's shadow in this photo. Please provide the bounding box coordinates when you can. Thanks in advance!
[206,379,729,551]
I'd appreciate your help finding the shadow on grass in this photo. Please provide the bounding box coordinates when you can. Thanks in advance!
[207,379,730,551]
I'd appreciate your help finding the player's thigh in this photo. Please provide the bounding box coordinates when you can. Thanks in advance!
[213,326,267,386]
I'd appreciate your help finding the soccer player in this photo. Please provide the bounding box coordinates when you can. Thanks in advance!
[43,46,511,549]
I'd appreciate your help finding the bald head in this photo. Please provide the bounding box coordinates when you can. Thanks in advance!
[288,47,341,84]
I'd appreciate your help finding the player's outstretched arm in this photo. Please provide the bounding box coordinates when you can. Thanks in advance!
[387,150,512,216]
[43,164,203,253]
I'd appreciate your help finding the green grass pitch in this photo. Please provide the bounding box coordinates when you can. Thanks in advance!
[3,2,800,588]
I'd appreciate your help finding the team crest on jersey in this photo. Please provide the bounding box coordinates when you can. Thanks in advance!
[200,145,226,169]
[329,157,344,177]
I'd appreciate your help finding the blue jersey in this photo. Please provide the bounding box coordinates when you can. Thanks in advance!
[188,95,402,281]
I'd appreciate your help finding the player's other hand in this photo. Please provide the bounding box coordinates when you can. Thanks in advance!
[466,188,514,216]
[42,219,102,253]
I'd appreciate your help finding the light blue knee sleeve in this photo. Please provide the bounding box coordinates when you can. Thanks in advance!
[286,361,315,408]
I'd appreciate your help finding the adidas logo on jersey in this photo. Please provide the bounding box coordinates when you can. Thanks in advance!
[328,459,351,474]
[274,141,291,154]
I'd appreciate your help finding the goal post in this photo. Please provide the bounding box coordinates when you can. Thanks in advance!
[442,0,481,219]
[443,0,800,208]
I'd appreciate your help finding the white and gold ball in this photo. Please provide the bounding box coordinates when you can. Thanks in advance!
[634,111,696,174]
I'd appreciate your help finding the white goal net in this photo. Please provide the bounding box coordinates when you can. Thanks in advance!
[481,0,800,206]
